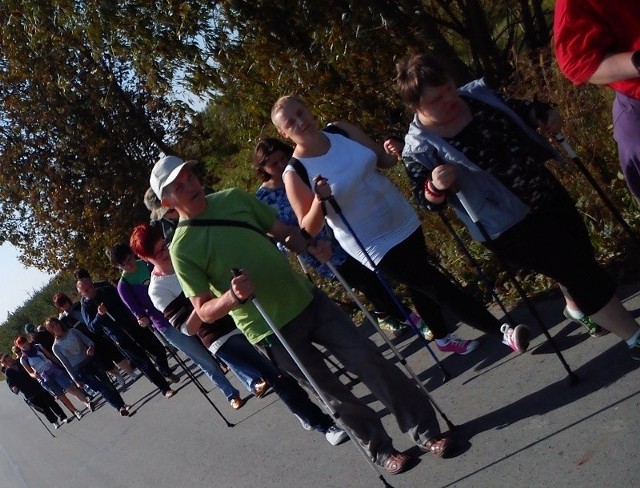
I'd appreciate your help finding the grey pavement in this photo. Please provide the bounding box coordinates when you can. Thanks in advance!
[0,283,639,488]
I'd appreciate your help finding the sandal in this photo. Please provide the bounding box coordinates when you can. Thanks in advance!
[420,436,453,458]
[382,451,411,475]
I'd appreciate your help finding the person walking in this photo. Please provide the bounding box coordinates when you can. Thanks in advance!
[2,353,69,429]
[252,137,430,339]
[271,95,528,355]
[46,318,133,416]
[395,53,640,358]
[151,155,455,474]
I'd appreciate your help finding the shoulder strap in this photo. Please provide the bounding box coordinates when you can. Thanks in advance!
[288,124,350,190]
[176,219,266,238]
[323,123,349,139]
[289,157,311,189]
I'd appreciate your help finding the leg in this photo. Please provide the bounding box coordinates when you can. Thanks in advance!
[160,326,240,400]
[219,334,333,431]
[613,92,640,204]
[29,393,61,423]
[378,229,500,338]
[78,363,125,411]
[120,338,172,394]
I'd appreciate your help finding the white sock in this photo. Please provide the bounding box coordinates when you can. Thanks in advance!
[565,305,584,320]
[626,328,640,347]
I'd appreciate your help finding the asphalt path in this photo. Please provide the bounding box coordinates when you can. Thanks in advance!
[1,283,639,488]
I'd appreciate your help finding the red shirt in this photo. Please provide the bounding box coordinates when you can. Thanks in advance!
[554,0,640,99]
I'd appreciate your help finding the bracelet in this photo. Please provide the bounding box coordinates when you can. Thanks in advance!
[424,179,445,199]
[229,287,247,305]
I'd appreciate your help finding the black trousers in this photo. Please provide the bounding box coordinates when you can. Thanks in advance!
[378,228,501,339]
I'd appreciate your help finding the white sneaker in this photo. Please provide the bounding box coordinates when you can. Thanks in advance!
[53,420,62,430]
[325,425,348,446]
[294,414,313,431]
[74,410,82,420]
[501,323,530,353]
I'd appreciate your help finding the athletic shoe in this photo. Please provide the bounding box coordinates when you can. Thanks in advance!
[253,380,270,399]
[377,315,407,337]
[59,416,70,425]
[74,410,82,420]
[436,334,479,355]
[119,406,131,417]
[294,414,313,431]
[563,307,609,337]
[404,312,434,341]
[630,336,640,361]
[229,397,245,410]
[501,323,530,353]
[53,420,62,430]
[324,425,348,446]
[164,389,177,399]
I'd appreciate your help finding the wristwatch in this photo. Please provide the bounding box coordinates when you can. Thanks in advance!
[632,49,640,75]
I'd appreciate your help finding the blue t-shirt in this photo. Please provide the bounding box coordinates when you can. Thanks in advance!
[255,186,347,278]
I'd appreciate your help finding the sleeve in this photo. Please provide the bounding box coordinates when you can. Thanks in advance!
[117,279,146,320]
[232,188,278,233]
[171,240,212,299]
[553,0,615,84]
[52,341,79,383]
[82,305,107,335]
[73,329,95,348]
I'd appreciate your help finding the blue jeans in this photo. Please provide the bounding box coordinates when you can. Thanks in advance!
[160,326,239,401]
[217,334,332,432]
[76,360,124,411]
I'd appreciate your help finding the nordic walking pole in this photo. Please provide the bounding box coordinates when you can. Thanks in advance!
[157,335,234,426]
[150,326,235,427]
[325,261,455,430]
[231,268,394,488]
[437,211,517,325]
[312,176,451,382]
[25,400,55,438]
[532,97,640,247]
[454,191,579,384]
[554,132,640,247]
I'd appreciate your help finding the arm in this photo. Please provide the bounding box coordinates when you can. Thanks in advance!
[588,52,639,85]
[182,310,203,336]
[553,0,638,85]
[332,121,397,168]
[190,287,243,325]
[19,358,38,379]
[117,279,149,324]
[52,340,82,385]
[282,169,326,237]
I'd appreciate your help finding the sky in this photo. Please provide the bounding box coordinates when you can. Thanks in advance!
[0,243,54,324]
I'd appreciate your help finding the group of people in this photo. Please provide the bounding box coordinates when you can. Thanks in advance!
[3,6,640,476]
